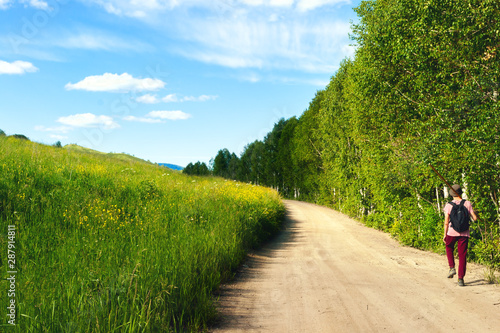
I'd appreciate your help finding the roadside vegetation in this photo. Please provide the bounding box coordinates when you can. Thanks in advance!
[0,135,284,332]
[188,0,500,275]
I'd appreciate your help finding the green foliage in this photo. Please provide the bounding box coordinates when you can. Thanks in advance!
[474,230,500,271]
[183,161,210,176]
[200,0,500,271]
[292,92,323,201]
[0,136,285,332]
[212,148,240,179]
[11,134,30,141]
[239,140,266,184]
[363,212,394,232]
[390,203,443,251]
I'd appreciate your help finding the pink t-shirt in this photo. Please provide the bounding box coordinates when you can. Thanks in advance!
[444,199,474,237]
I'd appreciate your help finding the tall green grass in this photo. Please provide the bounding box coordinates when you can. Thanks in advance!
[0,136,285,332]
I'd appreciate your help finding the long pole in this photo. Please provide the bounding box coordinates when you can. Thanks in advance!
[429,164,462,200]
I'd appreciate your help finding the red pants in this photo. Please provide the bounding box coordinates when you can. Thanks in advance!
[445,235,469,279]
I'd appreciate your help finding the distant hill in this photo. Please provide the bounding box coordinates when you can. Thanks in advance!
[158,163,184,171]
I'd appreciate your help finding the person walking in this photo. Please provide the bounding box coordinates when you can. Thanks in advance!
[443,184,478,286]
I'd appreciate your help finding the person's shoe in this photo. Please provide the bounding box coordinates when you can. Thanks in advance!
[447,267,456,278]
[458,278,465,287]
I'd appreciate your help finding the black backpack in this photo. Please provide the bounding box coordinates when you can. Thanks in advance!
[449,200,470,232]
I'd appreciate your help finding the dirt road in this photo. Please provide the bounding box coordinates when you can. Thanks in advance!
[212,200,500,333]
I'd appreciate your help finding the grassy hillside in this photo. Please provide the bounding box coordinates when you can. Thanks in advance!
[64,144,154,165]
[0,136,285,332]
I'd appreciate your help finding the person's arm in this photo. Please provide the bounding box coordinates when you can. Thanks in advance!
[443,213,449,243]
[470,208,478,222]
[465,201,479,222]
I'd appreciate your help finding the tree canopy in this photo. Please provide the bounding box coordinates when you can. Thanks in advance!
[186,0,500,269]
[183,161,210,176]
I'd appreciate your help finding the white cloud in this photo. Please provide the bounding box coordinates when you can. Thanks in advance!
[243,0,295,7]
[136,94,159,104]
[341,43,356,58]
[275,75,330,86]
[147,110,191,120]
[162,94,178,103]
[50,134,68,140]
[123,115,163,123]
[65,73,165,93]
[162,94,217,102]
[131,0,163,10]
[35,125,72,133]
[0,29,152,63]
[240,72,261,83]
[52,32,153,52]
[270,0,294,6]
[80,0,163,17]
[123,110,192,123]
[268,13,280,22]
[0,0,11,9]
[181,95,218,102]
[57,113,120,129]
[240,0,264,5]
[62,34,125,50]
[1,0,50,9]
[83,0,201,17]
[296,0,350,11]
[172,14,351,73]
[0,60,38,74]
[23,0,49,10]
[180,50,264,69]
[85,0,350,17]
[76,1,356,73]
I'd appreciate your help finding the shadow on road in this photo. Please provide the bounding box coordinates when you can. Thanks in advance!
[210,205,302,331]
[466,279,491,286]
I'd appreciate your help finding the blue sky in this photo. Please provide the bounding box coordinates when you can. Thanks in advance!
[0,0,361,167]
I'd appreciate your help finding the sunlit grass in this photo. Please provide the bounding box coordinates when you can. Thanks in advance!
[0,136,284,332]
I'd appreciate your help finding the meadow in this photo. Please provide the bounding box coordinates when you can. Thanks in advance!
[0,136,285,332]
